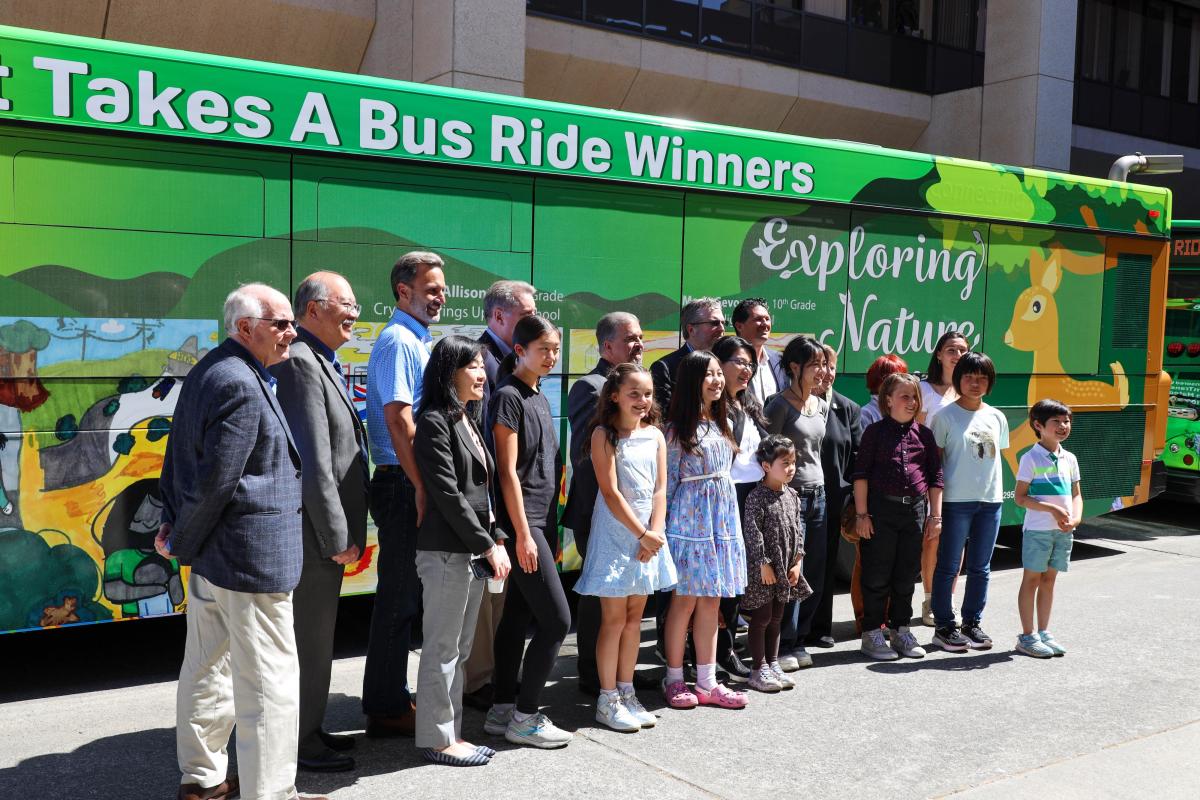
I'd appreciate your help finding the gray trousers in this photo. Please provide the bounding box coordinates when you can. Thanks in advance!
[415,550,486,749]
[294,549,345,758]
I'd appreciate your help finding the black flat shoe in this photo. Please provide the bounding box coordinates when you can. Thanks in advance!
[718,651,752,683]
[298,751,355,773]
[318,730,356,752]
[421,748,490,767]
[806,635,836,649]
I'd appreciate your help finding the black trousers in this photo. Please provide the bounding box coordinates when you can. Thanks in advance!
[810,489,849,640]
[859,495,926,631]
[493,526,572,714]
[574,524,601,688]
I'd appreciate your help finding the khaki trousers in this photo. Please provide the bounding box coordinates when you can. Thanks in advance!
[176,573,299,800]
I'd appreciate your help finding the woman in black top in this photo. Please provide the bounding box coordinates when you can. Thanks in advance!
[413,335,511,766]
[486,314,573,749]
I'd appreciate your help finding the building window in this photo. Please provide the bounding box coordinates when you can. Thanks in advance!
[527,0,986,94]
[1075,0,1200,146]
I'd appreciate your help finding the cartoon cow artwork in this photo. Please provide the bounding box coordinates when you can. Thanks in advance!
[1002,254,1129,475]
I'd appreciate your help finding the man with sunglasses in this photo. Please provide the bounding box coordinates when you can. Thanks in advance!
[271,272,369,774]
[156,284,326,800]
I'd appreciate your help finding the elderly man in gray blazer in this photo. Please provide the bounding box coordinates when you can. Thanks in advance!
[272,272,369,774]
[156,283,322,800]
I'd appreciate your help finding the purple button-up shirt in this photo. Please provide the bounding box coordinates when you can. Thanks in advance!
[852,416,944,497]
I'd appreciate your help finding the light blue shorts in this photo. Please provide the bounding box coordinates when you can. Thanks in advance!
[1022,528,1073,573]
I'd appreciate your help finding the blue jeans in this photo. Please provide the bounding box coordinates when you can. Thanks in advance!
[932,501,1002,628]
[361,469,422,716]
[780,486,827,650]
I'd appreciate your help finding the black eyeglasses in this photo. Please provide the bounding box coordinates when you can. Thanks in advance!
[254,318,297,331]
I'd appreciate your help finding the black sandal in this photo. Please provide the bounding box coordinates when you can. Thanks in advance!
[421,748,490,767]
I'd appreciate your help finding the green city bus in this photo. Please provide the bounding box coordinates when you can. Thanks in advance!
[0,25,1172,633]
[1163,222,1200,501]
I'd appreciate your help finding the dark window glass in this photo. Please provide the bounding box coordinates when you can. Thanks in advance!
[803,13,849,72]
[1113,0,1143,89]
[1142,0,1167,95]
[851,0,885,28]
[754,5,804,63]
[587,0,645,32]
[528,0,585,20]
[1170,6,1197,101]
[701,0,753,53]
[645,0,701,42]
[937,0,975,49]
[1079,0,1115,82]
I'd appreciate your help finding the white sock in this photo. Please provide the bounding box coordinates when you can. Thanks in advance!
[924,591,932,601]
[511,709,534,723]
[600,687,618,697]
[666,666,684,684]
[696,663,717,691]
[616,681,634,695]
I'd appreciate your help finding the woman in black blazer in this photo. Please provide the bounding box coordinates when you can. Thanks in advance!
[413,335,511,767]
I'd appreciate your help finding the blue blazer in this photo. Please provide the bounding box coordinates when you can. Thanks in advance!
[160,338,304,594]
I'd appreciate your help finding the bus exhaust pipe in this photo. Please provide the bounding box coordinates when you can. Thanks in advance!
[1109,153,1185,181]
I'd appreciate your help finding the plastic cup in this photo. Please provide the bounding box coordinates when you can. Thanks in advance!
[487,577,504,594]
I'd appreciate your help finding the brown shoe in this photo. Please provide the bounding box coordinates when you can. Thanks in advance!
[177,775,239,800]
[365,710,415,738]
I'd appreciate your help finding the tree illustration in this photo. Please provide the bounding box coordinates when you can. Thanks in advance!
[0,320,52,411]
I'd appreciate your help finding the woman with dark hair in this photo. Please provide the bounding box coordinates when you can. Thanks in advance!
[763,335,827,672]
[661,351,748,710]
[711,334,769,682]
[413,335,512,767]
[917,330,969,624]
[485,314,573,749]
[808,342,862,649]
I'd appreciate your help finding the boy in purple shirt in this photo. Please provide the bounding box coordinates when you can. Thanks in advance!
[852,373,943,661]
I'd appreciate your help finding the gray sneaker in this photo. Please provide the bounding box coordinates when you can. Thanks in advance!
[861,628,899,661]
[889,626,926,658]
[748,663,782,693]
[595,693,641,733]
[483,705,512,736]
[618,687,656,728]
[769,661,795,690]
[775,653,801,672]
[505,712,573,749]
[791,647,813,668]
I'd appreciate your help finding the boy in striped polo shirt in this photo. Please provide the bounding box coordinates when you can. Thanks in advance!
[1013,399,1082,658]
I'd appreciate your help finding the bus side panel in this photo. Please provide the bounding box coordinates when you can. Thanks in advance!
[0,129,291,633]
[1162,261,1200,500]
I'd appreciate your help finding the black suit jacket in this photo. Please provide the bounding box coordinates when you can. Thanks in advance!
[414,408,502,555]
[821,389,863,500]
[561,359,612,547]
[478,329,506,421]
[650,345,689,417]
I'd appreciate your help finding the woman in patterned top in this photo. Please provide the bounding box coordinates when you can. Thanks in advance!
[660,351,749,711]
[741,435,813,693]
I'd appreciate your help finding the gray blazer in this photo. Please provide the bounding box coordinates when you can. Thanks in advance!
[271,336,369,559]
[160,338,304,594]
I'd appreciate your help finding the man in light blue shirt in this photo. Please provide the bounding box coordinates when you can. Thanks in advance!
[362,251,446,738]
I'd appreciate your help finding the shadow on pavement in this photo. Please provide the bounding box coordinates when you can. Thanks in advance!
[866,649,1016,673]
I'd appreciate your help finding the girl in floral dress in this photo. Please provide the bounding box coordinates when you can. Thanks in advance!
[661,351,749,710]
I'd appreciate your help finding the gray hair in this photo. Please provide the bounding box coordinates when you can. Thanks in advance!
[223,284,268,336]
[294,275,331,318]
[483,279,536,319]
[595,311,639,345]
[681,297,722,329]
[391,251,444,300]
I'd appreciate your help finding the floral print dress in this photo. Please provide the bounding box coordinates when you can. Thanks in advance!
[665,421,746,597]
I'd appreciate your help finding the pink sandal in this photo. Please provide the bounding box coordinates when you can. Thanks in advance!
[695,683,748,709]
[661,679,698,709]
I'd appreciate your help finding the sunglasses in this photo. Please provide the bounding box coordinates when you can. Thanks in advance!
[254,318,297,332]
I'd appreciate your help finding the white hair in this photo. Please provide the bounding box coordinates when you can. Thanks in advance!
[223,284,274,336]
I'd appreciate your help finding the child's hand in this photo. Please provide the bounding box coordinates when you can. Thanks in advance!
[787,564,801,586]
[640,529,666,554]
[1061,515,1079,533]
[1050,506,1070,529]
[924,516,942,541]
[760,563,776,585]
[855,515,874,540]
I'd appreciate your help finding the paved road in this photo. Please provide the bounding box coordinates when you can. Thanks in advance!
[1,499,1197,799]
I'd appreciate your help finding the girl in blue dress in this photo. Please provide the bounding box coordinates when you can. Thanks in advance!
[661,351,749,711]
[575,363,677,732]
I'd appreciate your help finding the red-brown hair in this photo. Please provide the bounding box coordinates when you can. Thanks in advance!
[865,354,909,394]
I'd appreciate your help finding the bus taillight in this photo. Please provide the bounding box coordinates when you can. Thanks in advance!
[1168,342,1185,356]
[1189,343,1200,357]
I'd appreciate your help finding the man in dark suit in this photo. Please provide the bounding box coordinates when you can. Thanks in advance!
[650,297,727,414]
[563,312,644,693]
[811,344,863,648]
[272,272,369,773]
[732,297,788,401]
[463,279,536,710]
[156,284,324,800]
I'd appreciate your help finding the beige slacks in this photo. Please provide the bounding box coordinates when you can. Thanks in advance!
[176,573,299,800]
[462,578,507,692]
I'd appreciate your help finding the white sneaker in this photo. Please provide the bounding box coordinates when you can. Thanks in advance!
[595,692,641,732]
[748,663,782,693]
[505,712,573,748]
[889,626,926,658]
[618,687,656,728]
[483,705,512,736]
[775,653,800,672]
[769,661,794,690]
[861,628,899,661]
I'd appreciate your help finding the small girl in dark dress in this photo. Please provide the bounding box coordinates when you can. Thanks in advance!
[741,435,813,693]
